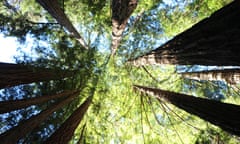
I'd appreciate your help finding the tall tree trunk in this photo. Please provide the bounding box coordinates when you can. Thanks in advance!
[45,96,92,144]
[36,0,88,49]
[180,69,240,84]
[111,0,138,56]
[0,62,75,89]
[128,1,240,66]
[0,90,77,114]
[0,90,79,144]
[133,85,240,136]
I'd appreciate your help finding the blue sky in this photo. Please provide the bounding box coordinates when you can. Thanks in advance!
[0,34,18,63]
[0,33,39,63]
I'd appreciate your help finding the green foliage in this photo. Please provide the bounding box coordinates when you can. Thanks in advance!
[158,0,233,37]
[1,0,239,143]
[195,125,239,144]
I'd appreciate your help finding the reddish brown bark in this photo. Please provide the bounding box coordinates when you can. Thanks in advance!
[0,90,77,114]
[0,62,74,89]
[45,96,92,144]
[0,90,79,144]
[180,69,240,84]
[134,85,240,136]
[111,0,138,56]
[128,1,240,66]
[36,0,88,49]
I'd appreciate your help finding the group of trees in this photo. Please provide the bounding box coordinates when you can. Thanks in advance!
[0,0,240,143]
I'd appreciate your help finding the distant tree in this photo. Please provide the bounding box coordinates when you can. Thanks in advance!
[0,90,79,144]
[180,69,240,85]
[45,96,92,144]
[134,85,240,136]
[111,0,138,56]
[0,62,75,89]
[128,1,240,66]
[0,90,77,114]
[36,0,88,49]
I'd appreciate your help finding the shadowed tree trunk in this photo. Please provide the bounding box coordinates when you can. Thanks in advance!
[0,90,78,114]
[133,85,240,136]
[36,0,88,49]
[0,62,75,89]
[45,96,92,144]
[128,1,240,66]
[0,90,79,144]
[180,69,240,84]
[111,0,138,56]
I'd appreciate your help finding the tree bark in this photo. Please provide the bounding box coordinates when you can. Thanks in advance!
[133,85,240,136]
[111,0,138,56]
[180,69,240,84]
[0,62,75,89]
[0,90,79,144]
[36,0,88,49]
[45,96,92,144]
[128,1,240,66]
[0,90,77,114]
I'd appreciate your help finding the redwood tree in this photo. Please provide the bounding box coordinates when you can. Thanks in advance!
[45,96,92,144]
[180,68,240,85]
[128,1,240,66]
[36,0,88,49]
[0,90,77,114]
[0,90,79,144]
[133,85,240,136]
[0,62,75,89]
[111,0,138,56]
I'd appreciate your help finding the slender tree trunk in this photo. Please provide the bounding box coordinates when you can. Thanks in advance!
[0,90,77,114]
[0,62,75,89]
[77,123,86,144]
[36,0,88,49]
[180,69,240,84]
[0,90,79,144]
[45,96,92,144]
[133,85,240,136]
[111,0,138,56]
[128,1,240,66]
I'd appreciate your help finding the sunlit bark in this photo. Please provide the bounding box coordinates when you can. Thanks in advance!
[180,69,240,84]
[0,91,79,144]
[36,0,88,49]
[111,0,138,56]
[45,96,92,144]
[128,1,240,66]
[0,90,77,114]
[134,85,240,136]
[0,62,75,89]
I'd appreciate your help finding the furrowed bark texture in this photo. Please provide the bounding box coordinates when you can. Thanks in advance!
[111,0,138,56]
[134,85,240,136]
[129,1,240,66]
[45,96,92,144]
[0,91,79,144]
[0,62,74,89]
[36,0,88,49]
[0,90,77,114]
[181,69,240,84]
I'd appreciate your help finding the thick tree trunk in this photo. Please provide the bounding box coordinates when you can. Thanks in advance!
[111,0,138,56]
[133,85,240,136]
[128,1,240,66]
[36,0,88,49]
[0,62,74,89]
[0,90,77,114]
[45,96,92,144]
[180,69,240,84]
[0,90,79,144]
